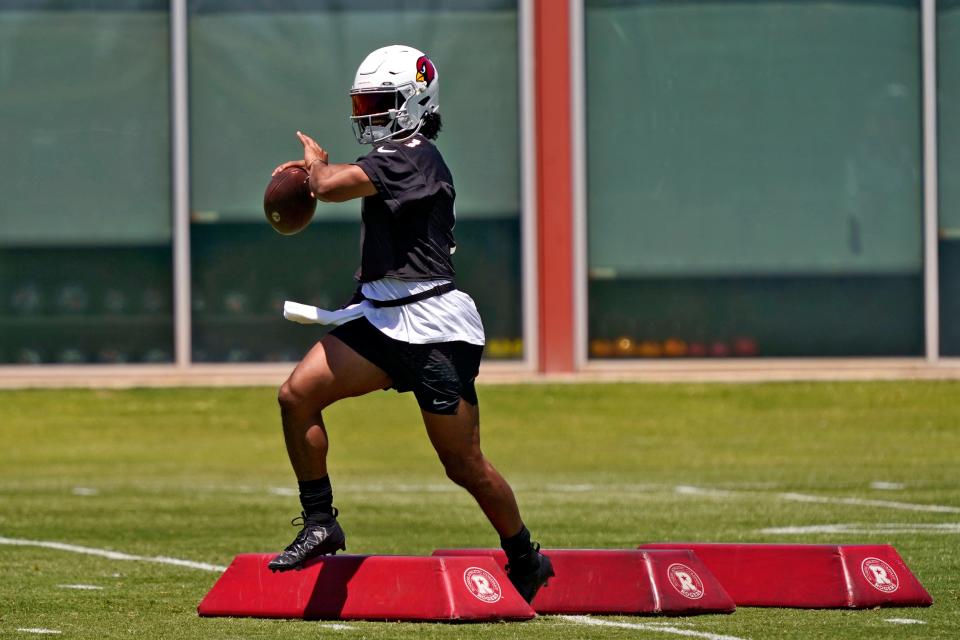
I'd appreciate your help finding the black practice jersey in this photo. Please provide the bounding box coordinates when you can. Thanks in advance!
[353,134,457,283]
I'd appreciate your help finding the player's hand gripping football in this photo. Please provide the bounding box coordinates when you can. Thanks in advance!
[271,131,329,177]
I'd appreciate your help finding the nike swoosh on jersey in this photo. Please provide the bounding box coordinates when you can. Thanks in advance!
[377,146,397,153]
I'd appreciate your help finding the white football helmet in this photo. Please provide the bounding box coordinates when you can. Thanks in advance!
[349,44,439,144]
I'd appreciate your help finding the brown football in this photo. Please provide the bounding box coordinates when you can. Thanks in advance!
[263,166,317,235]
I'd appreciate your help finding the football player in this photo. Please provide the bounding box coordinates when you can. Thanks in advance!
[267,45,553,602]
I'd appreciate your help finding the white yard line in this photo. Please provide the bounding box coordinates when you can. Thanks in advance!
[885,618,926,625]
[9,480,782,497]
[57,584,104,590]
[759,523,960,535]
[778,492,960,513]
[674,486,736,498]
[0,537,225,572]
[870,481,906,491]
[339,483,460,493]
[674,485,959,513]
[544,483,596,492]
[16,630,61,635]
[560,615,747,640]
[266,482,670,495]
[273,482,669,495]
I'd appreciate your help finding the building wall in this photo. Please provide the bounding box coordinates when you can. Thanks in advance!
[0,0,951,371]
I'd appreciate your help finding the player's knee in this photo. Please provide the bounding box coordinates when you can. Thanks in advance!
[277,381,297,412]
[278,376,338,415]
[278,379,312,413]
[442,454,488,490]
[443,463,471,488]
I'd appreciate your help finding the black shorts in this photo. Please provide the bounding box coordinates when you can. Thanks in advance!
[329,317,483,415]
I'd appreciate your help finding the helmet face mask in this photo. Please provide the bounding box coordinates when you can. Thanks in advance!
[349,45,438,145]
[349,85,412,144]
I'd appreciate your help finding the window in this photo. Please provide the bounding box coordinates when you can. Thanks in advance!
[585,0,923,359]
[939,0,960,355]
[188,0,523,362]
[0,1,173,364]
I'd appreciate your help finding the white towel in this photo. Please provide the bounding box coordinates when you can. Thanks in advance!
[283,300,367,326]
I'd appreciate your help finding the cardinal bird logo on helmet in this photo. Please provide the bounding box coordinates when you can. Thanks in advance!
[416,55,436,86]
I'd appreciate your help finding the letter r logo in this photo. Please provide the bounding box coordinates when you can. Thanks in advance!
[471,575,494,595]
[869,565,892,585]
[675,571,696,592]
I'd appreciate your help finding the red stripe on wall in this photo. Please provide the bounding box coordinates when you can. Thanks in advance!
[534,0,575,372]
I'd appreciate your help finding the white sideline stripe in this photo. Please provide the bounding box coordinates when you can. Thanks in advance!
[16,630,61,635]
[779,492,960,513]
[885,618,926,625]
[0,537,226,572]
[759,523,960,535]
[323,623,356,630]
[559,615,747,640]
[71,487,99,496]
[57,584,104,590]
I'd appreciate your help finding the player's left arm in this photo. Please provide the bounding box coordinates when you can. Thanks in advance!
[271,131,376,203]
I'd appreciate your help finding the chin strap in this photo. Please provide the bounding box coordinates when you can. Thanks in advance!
[373,118,423,145]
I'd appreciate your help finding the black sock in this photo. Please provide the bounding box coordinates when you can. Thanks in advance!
[298,476,334,520]
[501,525,535,566]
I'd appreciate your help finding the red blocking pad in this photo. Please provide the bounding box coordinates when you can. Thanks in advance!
[198,554,536,621]
[432,549,735,615]
[639,544,933,608]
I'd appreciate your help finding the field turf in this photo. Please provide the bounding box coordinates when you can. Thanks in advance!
[1,381,958,639]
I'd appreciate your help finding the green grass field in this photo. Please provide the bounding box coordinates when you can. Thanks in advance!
[1,381,958,639]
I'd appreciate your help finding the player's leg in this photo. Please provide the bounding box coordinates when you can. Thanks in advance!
[278,333,391,480]
[421,399,554,602]
[269,332,391,572]
[421,400,521,535]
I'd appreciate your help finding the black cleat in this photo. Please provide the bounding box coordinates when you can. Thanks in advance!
[267,509,346,572]
[505,543,555,603]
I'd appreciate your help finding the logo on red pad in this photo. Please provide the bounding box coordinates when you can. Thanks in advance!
[463,567,502,603]
[861,557,899,593]
[667,563,705,599]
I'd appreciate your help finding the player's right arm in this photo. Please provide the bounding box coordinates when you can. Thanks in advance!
[271,131,376,203]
